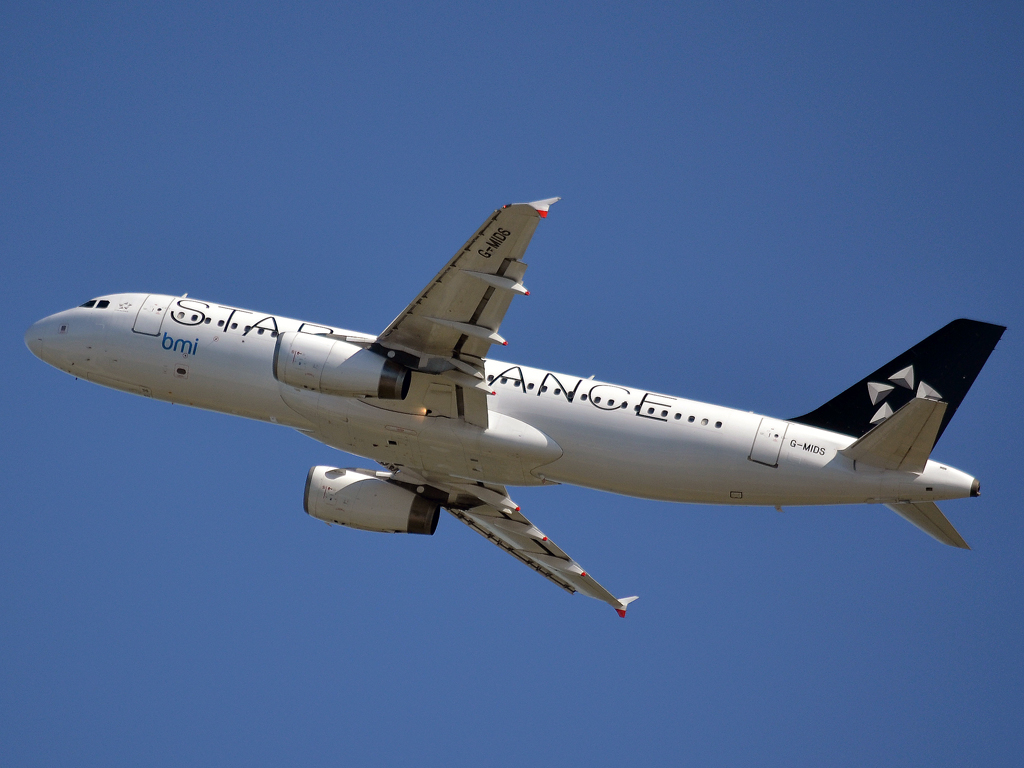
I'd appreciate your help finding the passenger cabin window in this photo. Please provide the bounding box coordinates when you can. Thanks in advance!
[80,300,97,308]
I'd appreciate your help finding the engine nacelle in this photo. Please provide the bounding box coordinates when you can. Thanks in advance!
[273,332,410,400]
[303,466,440,535]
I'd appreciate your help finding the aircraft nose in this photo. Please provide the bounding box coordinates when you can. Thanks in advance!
[24,319,46,359]
[25,313,70,365]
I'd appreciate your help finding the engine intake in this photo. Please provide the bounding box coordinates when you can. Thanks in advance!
[273,332,410,400]
[303,466,440,535]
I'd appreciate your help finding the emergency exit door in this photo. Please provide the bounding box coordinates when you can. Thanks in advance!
[749,418,788,467]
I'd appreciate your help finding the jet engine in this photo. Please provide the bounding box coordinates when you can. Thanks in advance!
[273,332,410,400]
[303,466,440,535]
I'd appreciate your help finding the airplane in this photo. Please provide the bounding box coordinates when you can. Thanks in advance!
[24,198,1006,617]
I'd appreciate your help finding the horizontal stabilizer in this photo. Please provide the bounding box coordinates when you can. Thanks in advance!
[841,397,947,473]
[885,501,970,549]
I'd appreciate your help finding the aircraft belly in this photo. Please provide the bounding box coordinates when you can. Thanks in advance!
[509,404,753,501]
[294,393,559,487]
[497,396,917,506]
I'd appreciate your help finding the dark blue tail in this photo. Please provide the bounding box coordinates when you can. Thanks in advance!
[791,319,1006,441]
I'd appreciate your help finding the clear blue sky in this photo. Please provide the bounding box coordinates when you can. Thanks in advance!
[3,3,1022,766]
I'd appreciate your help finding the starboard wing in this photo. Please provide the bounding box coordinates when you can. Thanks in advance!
[366,199,558,429]
[374,199,557,375]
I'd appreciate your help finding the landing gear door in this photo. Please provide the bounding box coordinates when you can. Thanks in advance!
[749,418,788,467]
[133,295,170,336]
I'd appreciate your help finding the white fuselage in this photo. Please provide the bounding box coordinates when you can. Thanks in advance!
[25,294,977,507]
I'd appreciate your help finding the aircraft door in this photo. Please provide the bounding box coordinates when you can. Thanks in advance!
[133,295,170,336]
[749,418,788,467]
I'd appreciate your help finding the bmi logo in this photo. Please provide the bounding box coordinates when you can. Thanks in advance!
[162,332,199,356]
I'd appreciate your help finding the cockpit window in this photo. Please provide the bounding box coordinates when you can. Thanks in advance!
[96,300,110,309]
[80,300,97,308]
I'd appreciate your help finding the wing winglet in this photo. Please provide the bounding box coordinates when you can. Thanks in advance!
[615,596,640,618]
[528,197,561,218]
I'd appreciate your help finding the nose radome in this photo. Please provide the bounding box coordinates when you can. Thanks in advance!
[24,319,46,359]
[25,314,71,366]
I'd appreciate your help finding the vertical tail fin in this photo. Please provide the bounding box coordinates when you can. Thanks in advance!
[791,319,1005,440]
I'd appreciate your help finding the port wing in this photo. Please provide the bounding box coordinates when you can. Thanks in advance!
[443,482,637,617]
